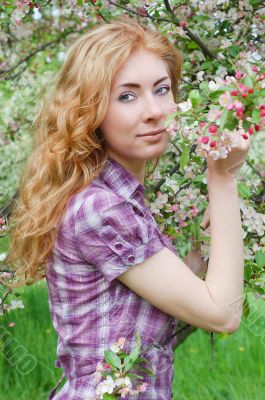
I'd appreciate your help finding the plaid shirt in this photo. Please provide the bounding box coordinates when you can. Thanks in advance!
[46,156,179,399]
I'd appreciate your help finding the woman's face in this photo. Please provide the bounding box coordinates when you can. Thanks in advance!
[99,47,175,175]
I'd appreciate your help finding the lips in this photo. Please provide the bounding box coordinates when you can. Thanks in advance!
[138,129,165,137]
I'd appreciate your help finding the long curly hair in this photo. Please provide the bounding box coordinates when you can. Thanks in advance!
[6,16,183,287]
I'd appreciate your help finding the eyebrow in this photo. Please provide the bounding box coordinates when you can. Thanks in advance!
[116,76,170,89]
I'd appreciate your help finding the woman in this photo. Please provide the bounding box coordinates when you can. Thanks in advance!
[7,17,251,399]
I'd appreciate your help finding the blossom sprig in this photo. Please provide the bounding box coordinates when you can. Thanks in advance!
[166,64,265,160]
[94,333,155,399]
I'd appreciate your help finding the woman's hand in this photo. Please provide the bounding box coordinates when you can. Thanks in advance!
[206,132,252,177]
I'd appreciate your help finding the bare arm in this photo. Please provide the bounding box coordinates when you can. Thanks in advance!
[205,170,244,325]
[118,133,250,333]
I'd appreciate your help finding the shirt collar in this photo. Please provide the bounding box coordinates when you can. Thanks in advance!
[98,155,146,200]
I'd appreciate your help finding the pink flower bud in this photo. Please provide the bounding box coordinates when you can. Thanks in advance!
[179,21,186,27]
[202,136,209,144]
[260,104,265,110]
[241,93,247,98]
[235,71,243,80]
[252,66,259,72]
[242,133,249,140]
[231,90,238,96]
[210,141,216,148]
[248,88,254,94]
[260,109,265,117]
[248,127,254,135]
[200,121,206,128]
[172,204,178,211]
[254,124,261,132]
[208,125,218,134]
[227,103,235,110]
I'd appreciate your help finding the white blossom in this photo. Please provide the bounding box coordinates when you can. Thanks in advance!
[115,376,132,389]
[178,99,192,113]
[95,375,115,399]
[0,253,6,262]
[8,299,24,310]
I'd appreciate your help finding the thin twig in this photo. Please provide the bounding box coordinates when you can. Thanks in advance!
[0,28,86,80]
[89,0,110,23]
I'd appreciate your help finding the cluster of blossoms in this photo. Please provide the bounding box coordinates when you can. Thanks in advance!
[150,188,206,228]
[0,298,24,316]
[170,65,265,161]
[94,336,151,399]
[239,199,265,238]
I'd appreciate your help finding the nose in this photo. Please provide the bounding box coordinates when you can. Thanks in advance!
[142,93,164,121]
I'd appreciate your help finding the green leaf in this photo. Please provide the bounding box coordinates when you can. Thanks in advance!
[188,89,201,107]
[252,109,260,124]
[224,116,238,131]
[104,350,121,370]
[227,45,240,58]
[243,119,251,132]
[238,182,251,199]
[180,146,190,171]
[124,332,141,373]
[243,76,253,89]
[255,251,265,268]
[103,394,117,400]
[219,108,229,131]
[200,61,213,70]
[243,295,250,318]
[244,263,252,281]
[190,221,201,239]
[77,0,83,5]
[132,365,156,378]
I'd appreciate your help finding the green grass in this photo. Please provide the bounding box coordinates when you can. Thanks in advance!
[172,294,265,400]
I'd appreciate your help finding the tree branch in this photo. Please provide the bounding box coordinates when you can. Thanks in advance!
[108,0,216,59]
[89,0,110,23]
[0,28,86,80]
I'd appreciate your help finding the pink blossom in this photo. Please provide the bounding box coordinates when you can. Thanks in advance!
[136,382,149,393]
[119,387,130,397]
[179,221,187,227]
[233,100,244,111]
[235,71,244,80]
[218,92,232,108]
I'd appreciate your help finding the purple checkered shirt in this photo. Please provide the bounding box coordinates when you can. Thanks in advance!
[45,155,179,399]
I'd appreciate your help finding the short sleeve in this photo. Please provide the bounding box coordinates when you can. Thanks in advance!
[74,191,166,283]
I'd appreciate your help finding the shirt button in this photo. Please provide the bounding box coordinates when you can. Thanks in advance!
[115,242,123,250]
[128,255,135,263]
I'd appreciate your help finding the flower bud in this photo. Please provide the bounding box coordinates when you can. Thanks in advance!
[235,71,243,80]
[254,125,261,131]
[248,127,254,135]
[179,21,186,27]
[260,109,265,117]
[208,125,218,134]
[202,136,209,144]
[231,90,238,96]
[242,133,248,140]
[210,141,216,148]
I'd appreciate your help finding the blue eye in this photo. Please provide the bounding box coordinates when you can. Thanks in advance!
[119,93,134,103]
[157,86,171,94]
